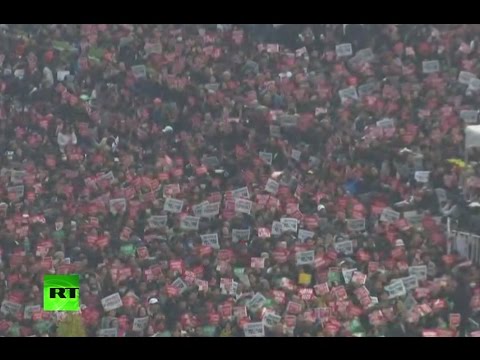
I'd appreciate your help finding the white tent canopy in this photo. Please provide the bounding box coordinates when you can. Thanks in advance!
[465,125,480,149]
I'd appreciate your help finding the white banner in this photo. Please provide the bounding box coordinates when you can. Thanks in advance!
[265,179,279,195]
[244,322,265,337]
[280,218,298,233]
[232,228,250,243]
[201,233,220,249]
[334,240,354,255]
[180,216,200,231]
[380,208,400,223]
[148,215,168,229]
[163,198,184,213]
[235,198,253,214]
[296,250,315,265]
[347,218,366,232]
[101,293,123,312]
[201,202,220,218]
[298,229,315,242]
[232,186,250,199]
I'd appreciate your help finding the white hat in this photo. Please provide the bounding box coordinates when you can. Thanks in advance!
[163,126,173,133]
[395,239,405,247]
[148,297,159,305]
[317,204,326,211]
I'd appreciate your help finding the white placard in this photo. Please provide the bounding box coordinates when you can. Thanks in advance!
[57,70,70,81]
[408,265,427,281]
[192,202,208,217]
[272,221,283,236]
[0,300,21,315]
[172,277,188,294]
[458,71,476,85]
[244,322,265,337]
[280,218,298,233]
[99,171,115,184]
[10,170,25,184]
[259,152,273,165]
[145,42,163,56]
[376,118,395,128]
[180,216,200,231]
[422,60,440,74]
[265,179,279,195]
[163,198,184,213]
[414,171,430,183]
[232,228,251,243]
[336,43,353,57]
[201,202,220,218]
[247,292,267,312]
[342,268,357,284]
[278,114,299,127]
[98,328,118,337]
[400,275,419,291]
[263,312,282,329]
[148,215,168,229]
[385,281,406,299]
[132,317,149,332]
[232,187,250,199]
[201,233,220,249]
[270,125,282,138]
[403,211,422,226]
[235,198,253,214]
[109,198,127,215]
[296,250,315,265]
[205,83,219,92]
[356,48,375,62]
[358,82,377,97]
[131,65,147,79]
[202,156,219,167]
[460,110,478,124]
[380,208,400,223]
[7,185,24,198]
[291,149,301,161]
[468,77,480,92]
[334,240,354,255]
[101,293,123,312]
[347,218,366,232]
[339,86,359,103]
[298,229,315,242]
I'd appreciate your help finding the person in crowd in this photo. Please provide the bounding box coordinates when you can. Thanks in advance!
[0,24,479,337]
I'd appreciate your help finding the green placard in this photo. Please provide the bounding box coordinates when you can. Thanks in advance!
[349,318,364,333]
[120,244,136,257]
[234,268,245,277]
[53,41,74,52]
[328,269,342,285]
[202,326,217,337]
[88,47,105,62]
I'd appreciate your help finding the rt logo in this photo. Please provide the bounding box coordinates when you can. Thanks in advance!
[43,274,80,311]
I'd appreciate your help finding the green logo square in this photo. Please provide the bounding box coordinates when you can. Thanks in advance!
[43,274,80,311]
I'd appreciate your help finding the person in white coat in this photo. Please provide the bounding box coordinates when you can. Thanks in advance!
[57,124,77,153]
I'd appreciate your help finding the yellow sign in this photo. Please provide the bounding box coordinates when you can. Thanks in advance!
[298,273,312,285]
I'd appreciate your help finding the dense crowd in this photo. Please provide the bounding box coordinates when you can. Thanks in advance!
[0,24,480,337]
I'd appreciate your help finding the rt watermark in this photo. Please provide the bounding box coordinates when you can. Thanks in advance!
[43,274,80,311]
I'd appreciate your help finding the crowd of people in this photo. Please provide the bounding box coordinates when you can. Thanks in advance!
[0,24,480,337]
